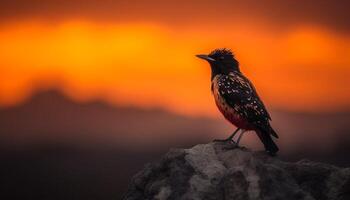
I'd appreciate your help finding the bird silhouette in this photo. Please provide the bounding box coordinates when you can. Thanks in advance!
[197,48,279,155]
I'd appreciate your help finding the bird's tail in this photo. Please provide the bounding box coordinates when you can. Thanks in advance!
[256,130,279,155]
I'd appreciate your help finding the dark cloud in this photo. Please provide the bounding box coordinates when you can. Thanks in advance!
[0,0,349,32]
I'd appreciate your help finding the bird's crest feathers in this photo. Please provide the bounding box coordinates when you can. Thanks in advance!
[209,48,234,58]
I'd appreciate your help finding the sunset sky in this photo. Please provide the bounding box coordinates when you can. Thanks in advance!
[0,0,349,116]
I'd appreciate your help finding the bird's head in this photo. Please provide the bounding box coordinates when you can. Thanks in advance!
[196,48,240,79]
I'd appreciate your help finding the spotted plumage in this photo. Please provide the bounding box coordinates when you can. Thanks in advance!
[197,48,279,155]
[212,72,277,138]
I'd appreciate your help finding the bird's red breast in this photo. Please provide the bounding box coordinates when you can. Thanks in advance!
[212,75,254,130]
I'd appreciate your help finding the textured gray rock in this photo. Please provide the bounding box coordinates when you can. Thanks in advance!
[123,142,350,200]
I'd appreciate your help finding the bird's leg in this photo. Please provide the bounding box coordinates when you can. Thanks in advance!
[235,130,246,146]
[213,128,240,143]
[223,130,246,150]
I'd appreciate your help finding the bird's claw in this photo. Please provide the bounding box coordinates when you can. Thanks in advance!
[223,143,239,150]
[213,138,234,143]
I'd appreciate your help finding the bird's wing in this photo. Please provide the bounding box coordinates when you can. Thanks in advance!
[243,76,272,120]
[217,73,276,137]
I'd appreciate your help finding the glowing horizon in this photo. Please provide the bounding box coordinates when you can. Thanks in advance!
[0,20,349,116]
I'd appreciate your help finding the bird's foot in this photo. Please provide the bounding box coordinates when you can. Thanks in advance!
[213,138,234,143]
[222,142,239,150]
[213,138,238,150]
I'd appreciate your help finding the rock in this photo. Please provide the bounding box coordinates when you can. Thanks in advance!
[123,142,350,200]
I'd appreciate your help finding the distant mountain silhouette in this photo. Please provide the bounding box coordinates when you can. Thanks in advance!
[0,89,227,149]
[1,89,349,153]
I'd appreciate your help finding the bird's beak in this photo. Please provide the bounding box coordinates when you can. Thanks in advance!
[196,54,216,61]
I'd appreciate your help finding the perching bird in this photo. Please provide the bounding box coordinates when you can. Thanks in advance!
[196,48,279,155]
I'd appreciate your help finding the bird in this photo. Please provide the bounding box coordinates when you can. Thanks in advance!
[196,48,279,155]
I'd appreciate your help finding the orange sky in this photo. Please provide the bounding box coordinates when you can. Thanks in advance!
[0,1,349,116]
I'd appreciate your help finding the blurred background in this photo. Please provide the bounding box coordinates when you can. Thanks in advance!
[0,0,349,199]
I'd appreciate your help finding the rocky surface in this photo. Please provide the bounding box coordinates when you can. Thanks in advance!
[123,142,350,200]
